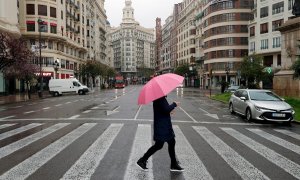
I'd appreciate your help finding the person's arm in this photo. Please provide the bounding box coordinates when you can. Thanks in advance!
[159,98,177,113]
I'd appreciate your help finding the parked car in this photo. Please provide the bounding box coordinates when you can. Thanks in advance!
[224,85,240,93]
[229,89,295,124]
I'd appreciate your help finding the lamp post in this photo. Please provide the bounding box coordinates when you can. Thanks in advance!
[225,62,231,83]
[53,58,60,79]
[37,17,44,98]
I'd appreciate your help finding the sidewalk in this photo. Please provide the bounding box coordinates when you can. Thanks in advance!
[0,92,52,105]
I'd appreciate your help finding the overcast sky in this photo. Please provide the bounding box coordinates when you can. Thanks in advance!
[105,0,183,28]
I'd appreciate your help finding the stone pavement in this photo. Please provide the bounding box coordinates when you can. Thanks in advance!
[0,92,52,105]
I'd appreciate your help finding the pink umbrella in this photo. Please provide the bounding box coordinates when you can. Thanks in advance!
[138,73,184,105]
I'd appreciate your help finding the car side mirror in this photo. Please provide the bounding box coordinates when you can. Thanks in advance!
[240,97,246,101]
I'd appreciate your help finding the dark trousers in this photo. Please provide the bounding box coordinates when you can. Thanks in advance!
[142,138,177,165]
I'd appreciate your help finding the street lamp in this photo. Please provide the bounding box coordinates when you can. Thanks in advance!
[53,58,60,79]
[37,17,44,98]
[225,62,231,83]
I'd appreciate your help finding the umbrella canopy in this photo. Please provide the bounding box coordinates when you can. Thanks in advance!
[138,73,184,105]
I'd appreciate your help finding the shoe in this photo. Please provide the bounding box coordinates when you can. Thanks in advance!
[137,158,148,171]
[170,163,184,172]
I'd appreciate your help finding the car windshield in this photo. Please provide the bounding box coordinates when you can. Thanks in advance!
[249,91,282,101]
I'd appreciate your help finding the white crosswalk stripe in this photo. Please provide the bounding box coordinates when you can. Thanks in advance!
[124,124,153,180]
[173,125,213,180]
[274,129,300,140]
[193,126,270,180]
[222,127,300,179]
[1,123,300,180]
[0,124,16,130]
[61,123,123,180]
[0,123,96,180]
[248,128,300,155]
[0,123,42,141]
[0,123,70,159]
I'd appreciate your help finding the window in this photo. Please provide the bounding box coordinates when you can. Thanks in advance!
[272,19,283,31]
[50,24,57,34]
[250,41,255,52]
[289,0,295,10]
[50,7,56,18]
[260,23,268,34]
[26,4,35,15]
[38,5,47,16]
[250,26,255,36]
[27,23,35,32]
[273,37,281,48]
[260,6,268,18]
[261,39,268,50]
[277,54,281,66]
[48,41,53,49]
[61,11,63,20]
[272,2,284,14]
[39,24,48,32]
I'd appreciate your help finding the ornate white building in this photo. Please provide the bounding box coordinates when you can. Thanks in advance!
[107,0,155,79]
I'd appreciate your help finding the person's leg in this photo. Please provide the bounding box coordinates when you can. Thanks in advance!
[141,140,164,161]
[167,138,177,165]
[167,138,184,172]
[137,140,164,170]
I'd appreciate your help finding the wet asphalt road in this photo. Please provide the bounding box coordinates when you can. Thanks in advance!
[0,85,300,180]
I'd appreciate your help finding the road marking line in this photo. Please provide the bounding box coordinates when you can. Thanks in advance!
[61,124,123,180]
[222,127,300,179]
[134,106,142,120]
[13,106,23,109]
[65,102,71,104]
[55,104,62,107]
[83,110,91,114]
[179,107,197,122]
[0,123,96,180]
[24,111,35,114]
[91,106,100,110]
[173,125,213,180]
[0,116,15,120]
[248,128,300,155]
[68,115,80,119]
[42,107,50,110]
[194,126,269,179]
[0,123,69,159]
[274,129,300,140]
[124,124,153,180]
[0,124,16,130]
[0,123,42,141]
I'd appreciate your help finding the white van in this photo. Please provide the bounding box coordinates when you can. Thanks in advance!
[49,78,89,96]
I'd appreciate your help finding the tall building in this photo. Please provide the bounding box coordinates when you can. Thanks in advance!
[177,0,196,66]
[160,15,174,73]
[155,18,162,72]
[202,0,253,87]
[108,0,155,80]
[0,0,21,94]
[248,0,294,88]
[18,0,107,88]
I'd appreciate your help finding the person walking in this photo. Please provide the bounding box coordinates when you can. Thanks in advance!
[136,96,184,172]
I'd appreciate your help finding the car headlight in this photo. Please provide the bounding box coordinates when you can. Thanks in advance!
[254,105,270,111]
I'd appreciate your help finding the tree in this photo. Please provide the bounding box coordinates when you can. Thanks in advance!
[240,54,266,88]
[174,64,190,76]
[0,33,14,70]
[290,45,300,79]
[2,34,39,98]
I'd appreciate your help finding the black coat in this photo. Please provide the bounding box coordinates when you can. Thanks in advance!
[153,96,177,142]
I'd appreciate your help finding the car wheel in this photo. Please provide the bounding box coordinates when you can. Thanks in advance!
[54,92,59,97]
[229,103,235,114]
[246,108,252,122]
[78,90,83,95]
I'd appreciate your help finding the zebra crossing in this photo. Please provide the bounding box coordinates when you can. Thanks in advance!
[0,122,300,179]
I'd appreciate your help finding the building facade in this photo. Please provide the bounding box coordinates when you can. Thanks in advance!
[160,15,174,73]
[18,0,107,90]
[202,0,253,87]
[248,0,294,88]
[108,0,155,80]
[0,0,21,94]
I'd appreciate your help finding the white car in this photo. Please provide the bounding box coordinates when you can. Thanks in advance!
[229,89,295,124]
